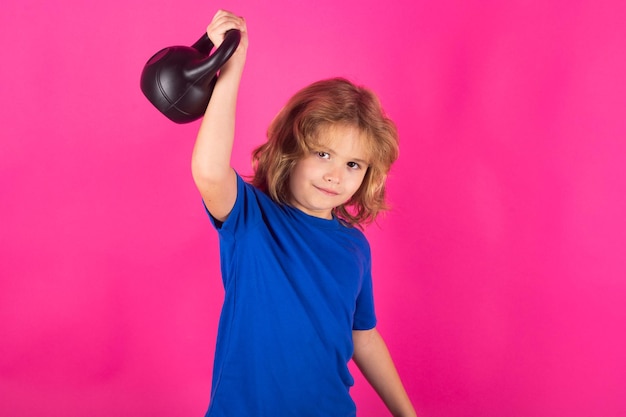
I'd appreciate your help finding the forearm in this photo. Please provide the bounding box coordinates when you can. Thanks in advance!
[191,65,243,181]
[189,11,247,221]
[191,11,247,183]
[352,328,416,417]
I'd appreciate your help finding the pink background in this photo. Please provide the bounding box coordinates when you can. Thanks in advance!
[1,0,625,416]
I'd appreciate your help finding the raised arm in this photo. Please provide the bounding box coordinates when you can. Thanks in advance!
[352,328,417,417]
[191,10,248,222]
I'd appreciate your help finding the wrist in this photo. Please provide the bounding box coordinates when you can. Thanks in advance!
[220,54,246,77]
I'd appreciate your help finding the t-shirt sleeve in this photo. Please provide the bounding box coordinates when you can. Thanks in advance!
[203,172,261,236]
[352,252,377,330]
[203,173,265,289]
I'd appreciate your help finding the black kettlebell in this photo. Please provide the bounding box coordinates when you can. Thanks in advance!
[140,29,241,124]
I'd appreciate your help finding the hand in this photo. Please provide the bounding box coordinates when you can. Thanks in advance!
[206,9,248,70]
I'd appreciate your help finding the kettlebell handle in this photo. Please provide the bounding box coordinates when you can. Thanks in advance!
[185,30,241,79]
[140,29,241,124]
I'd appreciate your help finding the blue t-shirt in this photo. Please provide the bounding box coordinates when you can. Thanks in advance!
[204,174,377,417]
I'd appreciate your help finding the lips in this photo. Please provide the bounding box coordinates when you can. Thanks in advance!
[315,185,339,196]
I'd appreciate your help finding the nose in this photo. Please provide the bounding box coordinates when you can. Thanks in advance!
[323,166,342,184]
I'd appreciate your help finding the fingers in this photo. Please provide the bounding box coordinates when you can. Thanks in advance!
[207,9,247,48]
[212,9,246,30]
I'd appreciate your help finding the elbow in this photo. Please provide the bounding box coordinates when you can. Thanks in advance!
[191,157,228,185]
[191,158,207,184]
[191,158,234,198]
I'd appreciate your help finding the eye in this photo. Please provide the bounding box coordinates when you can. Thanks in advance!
[347,161,361,170]
[316,151,330,159]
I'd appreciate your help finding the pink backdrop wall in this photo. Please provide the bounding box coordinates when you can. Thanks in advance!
[1,0,625,416]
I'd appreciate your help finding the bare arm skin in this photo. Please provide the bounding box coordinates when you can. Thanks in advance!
[191,10,248,222]
[352,328,417,417]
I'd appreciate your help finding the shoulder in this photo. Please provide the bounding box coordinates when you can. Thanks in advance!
[215,173,280,233]
[339,222,370,244]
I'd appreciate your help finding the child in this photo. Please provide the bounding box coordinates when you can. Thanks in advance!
[192,10,416,417]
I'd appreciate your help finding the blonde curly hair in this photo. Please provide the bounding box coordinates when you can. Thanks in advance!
[251,78,399,227]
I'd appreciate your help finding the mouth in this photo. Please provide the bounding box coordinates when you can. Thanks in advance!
[314,185,340,196]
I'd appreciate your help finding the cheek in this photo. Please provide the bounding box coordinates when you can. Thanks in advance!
[291,161,309,182]
[347,172,367,193]
[301,159,325,179]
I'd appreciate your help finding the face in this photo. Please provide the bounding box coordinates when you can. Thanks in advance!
[288,124,370,219]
